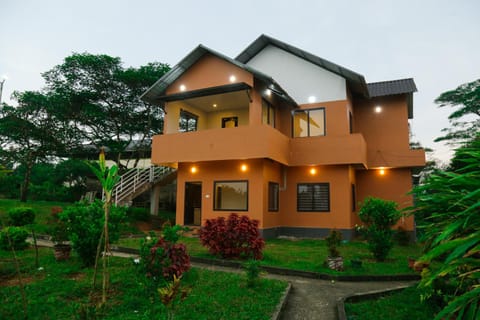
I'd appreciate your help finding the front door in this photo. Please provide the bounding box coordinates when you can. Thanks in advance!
[184,182,202,225]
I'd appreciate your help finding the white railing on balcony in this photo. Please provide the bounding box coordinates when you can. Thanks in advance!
[110,166,175,205]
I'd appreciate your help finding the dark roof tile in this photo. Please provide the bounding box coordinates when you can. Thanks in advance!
[367,78,417,97]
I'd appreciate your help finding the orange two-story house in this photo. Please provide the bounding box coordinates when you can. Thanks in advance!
[141,35,425,239]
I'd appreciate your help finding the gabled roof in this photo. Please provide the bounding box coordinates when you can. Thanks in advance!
[367,78,417,97]
[235,34,369,97]
[367,78,417,119]
[140,44,296,106]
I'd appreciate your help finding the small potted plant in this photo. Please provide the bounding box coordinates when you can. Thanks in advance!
[48,207,71,261]
[325,229,343,271]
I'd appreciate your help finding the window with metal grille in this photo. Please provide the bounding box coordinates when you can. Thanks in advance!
[297,183,330,212]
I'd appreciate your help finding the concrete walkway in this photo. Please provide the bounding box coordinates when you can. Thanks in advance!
[33,238,416,320]
[192,262,415,320]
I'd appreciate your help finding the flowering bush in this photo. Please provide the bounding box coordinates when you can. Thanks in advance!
[200,213,265,259]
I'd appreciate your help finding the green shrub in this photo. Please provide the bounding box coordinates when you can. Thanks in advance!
[7,207,35,226]
[244,259,261,287]
[126,207,151,222]
[0,226,29,250]
[325,229,343,257]
[59,200,126,266]
[358,197,401,261]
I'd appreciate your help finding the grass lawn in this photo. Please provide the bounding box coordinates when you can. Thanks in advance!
[0,199,72,233]
[0,247,287,319]
[344,286,440,319]
[118,236,424,276]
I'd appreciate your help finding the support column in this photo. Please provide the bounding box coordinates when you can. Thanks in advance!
[150,184,161,216]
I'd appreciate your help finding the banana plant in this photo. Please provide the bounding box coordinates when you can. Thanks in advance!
[86,148,119,305]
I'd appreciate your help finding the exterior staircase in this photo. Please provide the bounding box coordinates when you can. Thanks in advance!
[111,166,176,206]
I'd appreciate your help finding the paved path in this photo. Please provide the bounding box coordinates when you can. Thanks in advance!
[193,262,415,320]
[33,239,416,320]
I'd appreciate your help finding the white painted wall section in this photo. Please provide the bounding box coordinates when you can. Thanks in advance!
[246,45,347,104]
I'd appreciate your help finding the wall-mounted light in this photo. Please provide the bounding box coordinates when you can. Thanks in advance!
[213,103,217,108]
[179,84,186,91]
[378,167,386,175]
[374,106,382,113]
[265,89,272,97]
[190,166,197,173]
[229,75,236,82]
[308,96,316,103]
[309,168,317,175]
[240,164,248,172]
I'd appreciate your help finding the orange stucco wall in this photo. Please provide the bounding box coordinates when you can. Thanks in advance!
[176,159,265,227]
[166,54,253,95]
[354,95,410,151]
[279,165,353,229]
[298,99,351,136]
[353,95,425,168]
[355,168,415,231]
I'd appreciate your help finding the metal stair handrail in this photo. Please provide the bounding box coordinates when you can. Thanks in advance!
[111,166,175,205]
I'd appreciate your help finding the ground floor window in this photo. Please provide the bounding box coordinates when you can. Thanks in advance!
[297,183,330,212]
[268,182,279,212]
[214,180,248,211]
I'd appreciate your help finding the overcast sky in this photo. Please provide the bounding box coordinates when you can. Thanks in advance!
[1,0,479,164]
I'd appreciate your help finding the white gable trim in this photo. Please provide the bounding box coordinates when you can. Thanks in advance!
[246,45,347,104]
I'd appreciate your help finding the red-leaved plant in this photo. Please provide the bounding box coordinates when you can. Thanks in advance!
[200,213,265,259]
[146,238,191,280]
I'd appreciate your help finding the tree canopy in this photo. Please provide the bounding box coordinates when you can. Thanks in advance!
[435,79,480,144]
[0,91,64,201]
[0,52,170,201]
[42,53,170,168]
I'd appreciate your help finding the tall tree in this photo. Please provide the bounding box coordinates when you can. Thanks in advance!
[0,91,62,201]
[42,53,170,169]
[435,79,480,144]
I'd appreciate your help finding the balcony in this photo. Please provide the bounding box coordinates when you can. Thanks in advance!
[152,125,290,165]
[289,134,368,167]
